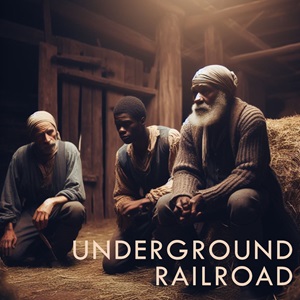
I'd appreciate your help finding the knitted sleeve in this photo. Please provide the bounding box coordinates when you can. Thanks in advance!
[171,122,206,199]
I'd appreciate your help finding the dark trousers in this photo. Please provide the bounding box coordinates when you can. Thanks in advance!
[154,188,270,282]
[1,201,85,266]
[103,211,155,274]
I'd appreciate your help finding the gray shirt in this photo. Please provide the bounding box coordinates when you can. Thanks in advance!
[0,140,85,225]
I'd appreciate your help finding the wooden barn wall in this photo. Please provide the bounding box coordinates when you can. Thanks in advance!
[38,37,157,222]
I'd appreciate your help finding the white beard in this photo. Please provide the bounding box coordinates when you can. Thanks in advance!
[189,91,227,127]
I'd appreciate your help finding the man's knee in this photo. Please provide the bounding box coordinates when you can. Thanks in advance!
[60,201,86,225]
[227,189,264,225]
[154,193,176,225]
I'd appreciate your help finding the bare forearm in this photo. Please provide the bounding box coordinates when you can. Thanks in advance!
[45,195,68,206]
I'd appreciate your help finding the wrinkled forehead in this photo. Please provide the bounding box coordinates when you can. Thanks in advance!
[192,65,237,97]
[31,121,56,136]
[34,121,55,130]
[191,83,217,92]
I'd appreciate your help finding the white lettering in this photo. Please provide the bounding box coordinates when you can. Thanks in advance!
[73,240,88,260]
[209,240,230,260]
[115,240,131,259]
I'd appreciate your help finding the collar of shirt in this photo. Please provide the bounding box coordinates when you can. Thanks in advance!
[127,125,160,172]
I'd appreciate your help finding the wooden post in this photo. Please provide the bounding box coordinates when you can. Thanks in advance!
[156,13,182,130]
[204,25,224,65]
[38,42,58,120]
[60,39,81,145]
[81,45,104,222]
[42,0,52,43]
[104,50,124,218]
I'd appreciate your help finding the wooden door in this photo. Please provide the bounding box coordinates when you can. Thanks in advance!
[39,40,156,222]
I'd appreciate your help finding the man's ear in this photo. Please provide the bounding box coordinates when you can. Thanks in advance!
[140,116,146,125]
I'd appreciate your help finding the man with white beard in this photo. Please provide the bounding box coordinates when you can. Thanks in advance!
[154,65,299,299]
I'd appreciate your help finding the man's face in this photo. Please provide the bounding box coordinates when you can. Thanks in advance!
[114,113,144,144]
[190,84,227,127]
[32,122,58,153]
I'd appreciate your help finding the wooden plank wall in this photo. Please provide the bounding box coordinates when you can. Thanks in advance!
[80,45,104,222]
[103,50,124,218]
[38,42,58,120]
[51,38,150,221]
[103,51,146,218]
[60,39,81,146]
[156,13,182,131]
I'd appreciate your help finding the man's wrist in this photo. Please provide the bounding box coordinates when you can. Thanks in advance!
[44,197,55,205]
[5,222,13,231]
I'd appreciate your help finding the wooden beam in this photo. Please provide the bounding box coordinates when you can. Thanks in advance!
[42,0,52,42]
[58,67,157,98]
[50,0,156,55]
[52,54,103,68]
[38,43,58,120]
[185,0,270,50]
[150,0,185,16]
[204,25,223,64]
[230,42,300,64]
[0,16,199,65]
[156,13,182,130]
[185,0,286,32]
[187,0,297,74]
[255,21,300,38]
[0,19,44,45]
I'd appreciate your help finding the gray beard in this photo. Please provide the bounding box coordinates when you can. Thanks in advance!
[189,91,227,127]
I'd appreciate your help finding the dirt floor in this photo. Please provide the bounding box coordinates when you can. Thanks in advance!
[0,218,293,300]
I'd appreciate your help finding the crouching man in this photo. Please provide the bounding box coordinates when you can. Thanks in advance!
[0,111,86,266]
[154,65,299,299]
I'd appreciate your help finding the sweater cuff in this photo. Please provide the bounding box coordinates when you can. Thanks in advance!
[172,173,200,198]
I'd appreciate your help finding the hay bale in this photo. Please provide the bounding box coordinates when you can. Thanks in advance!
[267,115,300,225]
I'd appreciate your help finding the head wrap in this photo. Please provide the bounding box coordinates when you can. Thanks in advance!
[27,111,60,140]
[192,65,238,97]
[113,96,146,121]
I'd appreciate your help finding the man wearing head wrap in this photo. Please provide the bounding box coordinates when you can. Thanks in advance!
[102,96,180,274]
[155,65,299,298]
[0,111,86,266]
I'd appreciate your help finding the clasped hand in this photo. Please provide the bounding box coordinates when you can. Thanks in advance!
[173,194,204,223]
[120,198,151,218]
